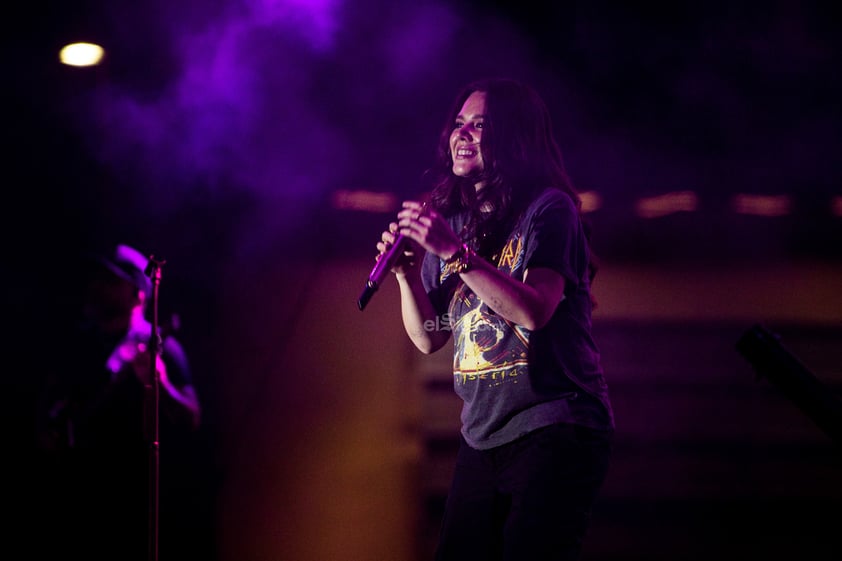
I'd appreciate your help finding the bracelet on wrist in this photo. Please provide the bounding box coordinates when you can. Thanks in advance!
[443,243,475,275]
[444,244,467,264]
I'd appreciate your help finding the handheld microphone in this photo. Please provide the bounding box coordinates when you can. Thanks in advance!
[358,201,428,311]
[357,233,409,311]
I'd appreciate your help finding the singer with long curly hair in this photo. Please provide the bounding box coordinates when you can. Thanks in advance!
[375,77,615,561]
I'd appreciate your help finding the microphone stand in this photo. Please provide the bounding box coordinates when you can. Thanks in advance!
[144,256,166,561]
[736,323,842,447]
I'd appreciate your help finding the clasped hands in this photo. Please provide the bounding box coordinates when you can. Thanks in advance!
[377,200,463,273]
[106,337,168,386]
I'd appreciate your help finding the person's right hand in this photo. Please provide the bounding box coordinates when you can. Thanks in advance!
[376,221,421,276]
[107,338,168,386]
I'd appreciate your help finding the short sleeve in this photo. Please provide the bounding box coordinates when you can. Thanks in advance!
[161,335,193,388]
[523,190,588,289]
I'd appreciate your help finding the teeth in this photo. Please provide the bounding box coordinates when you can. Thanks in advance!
[456,148,475,156]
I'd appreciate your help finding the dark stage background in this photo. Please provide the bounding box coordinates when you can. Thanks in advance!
[5,1,841,560]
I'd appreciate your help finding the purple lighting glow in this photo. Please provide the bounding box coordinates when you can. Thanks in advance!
[37,0,841,265]
[71,0,489,262]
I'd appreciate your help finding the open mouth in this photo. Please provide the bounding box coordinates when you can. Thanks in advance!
[454,145,479,158]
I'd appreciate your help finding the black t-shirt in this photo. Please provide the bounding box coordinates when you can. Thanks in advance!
[38,318,195,452]
[422,188,614,449]
[32,317,198,560]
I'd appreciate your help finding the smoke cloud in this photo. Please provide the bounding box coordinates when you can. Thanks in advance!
[56,1,839,264]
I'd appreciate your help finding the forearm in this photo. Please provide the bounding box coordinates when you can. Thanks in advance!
[459,257,560,331]
[144,353,200,430]
[159,377,202,430]
[396,273,450,354]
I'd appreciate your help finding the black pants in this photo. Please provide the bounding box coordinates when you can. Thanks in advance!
[434,422,613,561]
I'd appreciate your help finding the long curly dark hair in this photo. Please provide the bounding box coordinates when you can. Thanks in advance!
[426,78,582,258]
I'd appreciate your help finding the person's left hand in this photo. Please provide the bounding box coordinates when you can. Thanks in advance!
[108,339,168,385]
[397,201,463,260]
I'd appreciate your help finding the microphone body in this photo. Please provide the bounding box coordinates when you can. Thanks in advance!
[357,233,409,311]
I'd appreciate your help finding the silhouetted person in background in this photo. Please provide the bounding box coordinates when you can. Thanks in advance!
[376,78,614,560]
[32,243,202,561]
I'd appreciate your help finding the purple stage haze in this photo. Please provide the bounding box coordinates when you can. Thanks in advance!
[11,1,842,267]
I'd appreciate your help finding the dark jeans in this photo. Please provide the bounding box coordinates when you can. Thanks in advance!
[434,422,613,561]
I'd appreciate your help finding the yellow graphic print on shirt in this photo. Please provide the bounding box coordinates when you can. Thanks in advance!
[448,233,530,388]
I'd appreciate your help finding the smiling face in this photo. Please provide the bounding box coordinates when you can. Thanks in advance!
[449,90,486,190]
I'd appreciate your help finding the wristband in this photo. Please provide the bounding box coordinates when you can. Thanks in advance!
[444,243,475,275]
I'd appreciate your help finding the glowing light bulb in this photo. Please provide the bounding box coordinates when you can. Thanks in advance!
[59,42,105,67]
